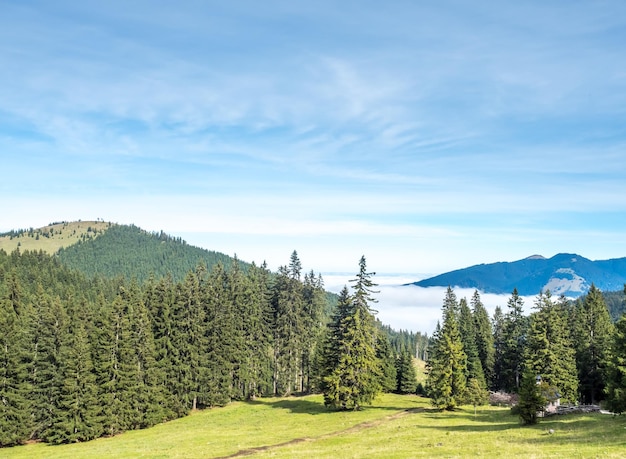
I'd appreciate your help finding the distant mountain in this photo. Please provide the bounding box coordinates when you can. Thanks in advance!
[0,221,247,282]
[410,253,626,297]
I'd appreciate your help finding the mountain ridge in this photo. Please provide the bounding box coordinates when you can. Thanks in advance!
[410,253,626,296]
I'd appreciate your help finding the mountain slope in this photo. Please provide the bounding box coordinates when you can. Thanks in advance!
[1,221,247,283]
[57,224,248,282]
[411,253,626,296]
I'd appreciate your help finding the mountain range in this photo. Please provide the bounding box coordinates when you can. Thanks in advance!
[410,253,626,297]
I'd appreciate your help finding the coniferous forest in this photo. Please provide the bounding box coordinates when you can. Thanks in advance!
[2,223,626,446]
[425,285,626,423]
[0,247,422,447]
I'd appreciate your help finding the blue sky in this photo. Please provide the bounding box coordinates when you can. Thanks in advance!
[2,0,626,278]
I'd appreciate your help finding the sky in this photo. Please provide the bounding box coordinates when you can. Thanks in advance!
[2,1,626,329]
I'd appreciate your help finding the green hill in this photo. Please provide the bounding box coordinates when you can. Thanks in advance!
[57,223,248,282]
[0,221,248,283]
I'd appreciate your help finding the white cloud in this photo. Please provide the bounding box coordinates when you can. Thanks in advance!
[322,274,537,334]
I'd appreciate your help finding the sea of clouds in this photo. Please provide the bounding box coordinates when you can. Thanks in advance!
[322,273,536,335]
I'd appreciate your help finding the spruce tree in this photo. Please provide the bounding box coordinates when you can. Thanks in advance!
[459,297,486,388]
[491,306,506,391]
[30,294,69,441]
[465,377,489,417]
[426,287,467,410]
[472,290,495,389]
[377,332,398,393]
[49,317,100,443]
[523,291,578,404]
[204,262,240,406]
[321,256,381,410]
[242,262,273,398]
[0,273,31,446]
[605,307,626,414]
[396,349,417,394]
[573,284,614,404]
[517,368,546,425]
[499,289,528,392]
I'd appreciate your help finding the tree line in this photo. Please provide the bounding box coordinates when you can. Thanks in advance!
[426,285,626,418]
[0,249,420,447]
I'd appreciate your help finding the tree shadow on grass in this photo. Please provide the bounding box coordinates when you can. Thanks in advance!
[515,414,626,449]
[416,407,520,433]
[243,396,430,415]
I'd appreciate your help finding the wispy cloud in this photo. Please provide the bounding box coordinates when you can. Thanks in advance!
[2,0,626,278]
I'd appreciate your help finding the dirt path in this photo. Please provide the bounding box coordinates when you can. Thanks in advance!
[216,407,425,458]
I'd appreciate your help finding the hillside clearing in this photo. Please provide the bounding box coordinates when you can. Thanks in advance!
[4,394,625,459]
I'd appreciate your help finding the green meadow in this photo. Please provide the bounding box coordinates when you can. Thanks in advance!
[5,394,625,459]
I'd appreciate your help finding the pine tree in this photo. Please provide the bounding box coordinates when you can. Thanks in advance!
[573,284,614,404]
[426,287,467,410]
[321,256,381,410]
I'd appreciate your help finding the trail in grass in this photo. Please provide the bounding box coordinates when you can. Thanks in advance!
[217,407,425,458]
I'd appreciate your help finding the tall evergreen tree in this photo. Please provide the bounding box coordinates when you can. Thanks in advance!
[491,306,506,391]
[271,264,305,395]
[459,297,486,388]
[204,262,241,406]
[573,284,614,404]
[605,288,626,414]
[499,289,528,392]
[300,270,326,393]
[240,262,273,398]
[321,256,381,410]
[395,349,417,394]
[426,287,467,410]
[376,332,398,393]
[472,291,495,389]
[29,293,68,441]
[171,268,209,411]
[0,272,31,446]
[523,291,578,403]
[48,315,100,443]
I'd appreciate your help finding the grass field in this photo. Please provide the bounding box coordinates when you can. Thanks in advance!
[0,220,110,254]
[4,394,625,459]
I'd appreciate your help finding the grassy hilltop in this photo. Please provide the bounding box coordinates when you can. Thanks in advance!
[0,220,111,254]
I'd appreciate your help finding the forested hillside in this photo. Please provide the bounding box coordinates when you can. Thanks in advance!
[426,285,626,418]
[0,249,422,447]
[57,224,247,283]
